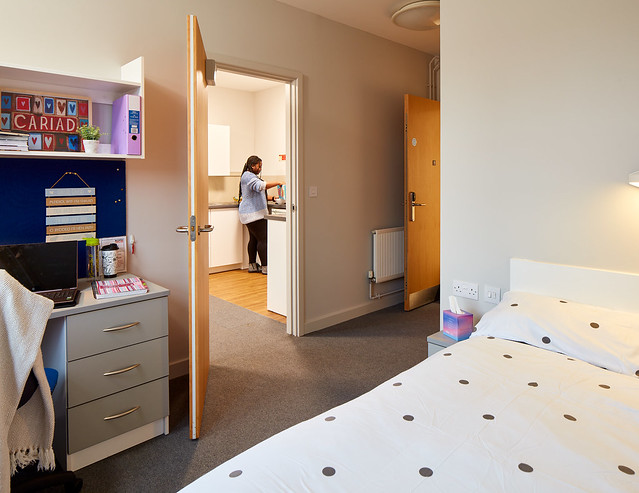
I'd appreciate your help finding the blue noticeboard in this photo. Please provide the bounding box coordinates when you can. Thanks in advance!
[0,158,126,245]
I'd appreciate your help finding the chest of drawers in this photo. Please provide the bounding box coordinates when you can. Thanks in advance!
[42,277,169,470]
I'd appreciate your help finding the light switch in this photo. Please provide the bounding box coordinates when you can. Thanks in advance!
[309,185,318,198]
[484,285,501,304]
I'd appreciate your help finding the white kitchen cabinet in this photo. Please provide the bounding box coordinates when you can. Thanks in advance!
[207,124,231,176]
[267,217,286,316]
[209,208,244,272]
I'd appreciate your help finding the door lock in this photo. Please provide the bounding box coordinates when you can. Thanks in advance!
[409,191,426,222]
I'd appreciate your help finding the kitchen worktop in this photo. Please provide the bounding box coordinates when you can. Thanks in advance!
[210,203,286,219]
[267,203,286,221]
[266,213,286,221]
[208,202,286,211]
[209,202,238,209]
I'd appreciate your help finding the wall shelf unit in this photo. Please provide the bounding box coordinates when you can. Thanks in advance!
[0,57,145,159]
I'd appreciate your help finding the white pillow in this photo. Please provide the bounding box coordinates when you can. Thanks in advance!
[473,291,639,377]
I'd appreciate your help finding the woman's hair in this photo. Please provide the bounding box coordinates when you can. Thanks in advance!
[238,155,262,199]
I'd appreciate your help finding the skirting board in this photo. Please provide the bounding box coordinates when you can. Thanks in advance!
[303,291,403,335]
[209,263,242,274]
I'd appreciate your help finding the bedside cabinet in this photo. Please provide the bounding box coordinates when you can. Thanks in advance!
[427,331,458,357]
[42,277,169,471]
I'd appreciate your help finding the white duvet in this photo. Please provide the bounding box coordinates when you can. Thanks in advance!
[181,336,639,492]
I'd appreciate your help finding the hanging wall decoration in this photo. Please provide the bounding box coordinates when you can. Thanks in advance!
[45,172,96,242]
[1,90,90,151]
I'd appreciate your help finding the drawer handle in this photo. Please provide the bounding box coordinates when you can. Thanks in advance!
[103,405,141,421]
[103,363,141,376]
[103,321,140,333]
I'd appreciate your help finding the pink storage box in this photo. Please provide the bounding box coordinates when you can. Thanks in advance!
[442,309,474,341]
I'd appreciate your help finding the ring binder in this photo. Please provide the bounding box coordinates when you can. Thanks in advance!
[111,94,141,155]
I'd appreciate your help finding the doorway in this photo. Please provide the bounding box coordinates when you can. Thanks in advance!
[207,71,288,324]
[205,60,302,336]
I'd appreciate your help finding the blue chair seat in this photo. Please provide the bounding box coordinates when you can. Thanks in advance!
[44,367,58,393]
[18,368,58,409]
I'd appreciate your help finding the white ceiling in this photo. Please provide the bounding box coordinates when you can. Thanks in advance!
[214,0,440,92]
[275,0,440,56]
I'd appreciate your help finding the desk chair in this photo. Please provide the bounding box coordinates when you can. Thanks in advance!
[10,369,83,493]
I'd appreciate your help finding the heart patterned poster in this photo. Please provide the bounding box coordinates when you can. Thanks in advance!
[1,90,90,152]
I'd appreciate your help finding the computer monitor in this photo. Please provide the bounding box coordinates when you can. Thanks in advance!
[0,241,78,293]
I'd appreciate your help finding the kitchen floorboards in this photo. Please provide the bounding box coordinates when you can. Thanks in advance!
[208,269,287,324]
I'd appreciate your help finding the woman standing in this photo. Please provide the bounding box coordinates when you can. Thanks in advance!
[238,155,283,274]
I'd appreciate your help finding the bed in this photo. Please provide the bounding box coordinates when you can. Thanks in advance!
[181,259,639,492]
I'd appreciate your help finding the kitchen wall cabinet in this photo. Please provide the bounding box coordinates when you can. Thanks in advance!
[207,124,230,176]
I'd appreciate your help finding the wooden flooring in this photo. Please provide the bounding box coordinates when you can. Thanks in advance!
[208,269,286,324]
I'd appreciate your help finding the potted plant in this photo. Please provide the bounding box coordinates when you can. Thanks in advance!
[77,124,102,153]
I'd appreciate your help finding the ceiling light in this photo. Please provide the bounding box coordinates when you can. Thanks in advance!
[391,1,440,31]
[629,171,639,187]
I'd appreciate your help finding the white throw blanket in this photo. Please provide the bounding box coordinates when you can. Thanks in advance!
[0,269,55,492]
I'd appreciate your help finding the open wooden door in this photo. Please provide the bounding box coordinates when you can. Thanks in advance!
[404,94,440,310]
[184,14,211,439]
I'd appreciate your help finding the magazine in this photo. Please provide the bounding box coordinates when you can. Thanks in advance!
[92,276,148,299]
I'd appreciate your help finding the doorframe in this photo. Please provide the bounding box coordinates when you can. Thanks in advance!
[208,53,304,336]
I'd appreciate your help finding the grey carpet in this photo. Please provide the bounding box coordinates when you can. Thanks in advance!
[76,296,440,492]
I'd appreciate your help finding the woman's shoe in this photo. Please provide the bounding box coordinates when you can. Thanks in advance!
[248,263,261,273]
[261,266,268,275]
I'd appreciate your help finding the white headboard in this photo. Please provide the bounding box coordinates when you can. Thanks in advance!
[510,258,639,313]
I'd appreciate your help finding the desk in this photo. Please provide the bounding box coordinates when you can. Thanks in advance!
[41,276,170,471]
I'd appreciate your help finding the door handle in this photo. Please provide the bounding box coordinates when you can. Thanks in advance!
[177,218,214,239]
[176,215,206,241]
[409,192,426,222]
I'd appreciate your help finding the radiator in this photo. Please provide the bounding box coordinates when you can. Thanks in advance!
[372,227,404,283]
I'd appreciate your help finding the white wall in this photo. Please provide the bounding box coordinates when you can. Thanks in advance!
[201,3,429,331]
[3,0,430,373]
[207,86,255,175]
[208,83,286,180]
[441,0,639,322]
[255,85,287,177]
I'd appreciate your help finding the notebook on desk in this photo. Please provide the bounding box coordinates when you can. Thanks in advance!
[0,241,80,308]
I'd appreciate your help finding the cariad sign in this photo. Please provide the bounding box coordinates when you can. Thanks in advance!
[12,113,79,133]
[1,91,90,152]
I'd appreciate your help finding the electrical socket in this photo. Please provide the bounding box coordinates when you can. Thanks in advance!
[484,285,501,304]
[452,280,479,300]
